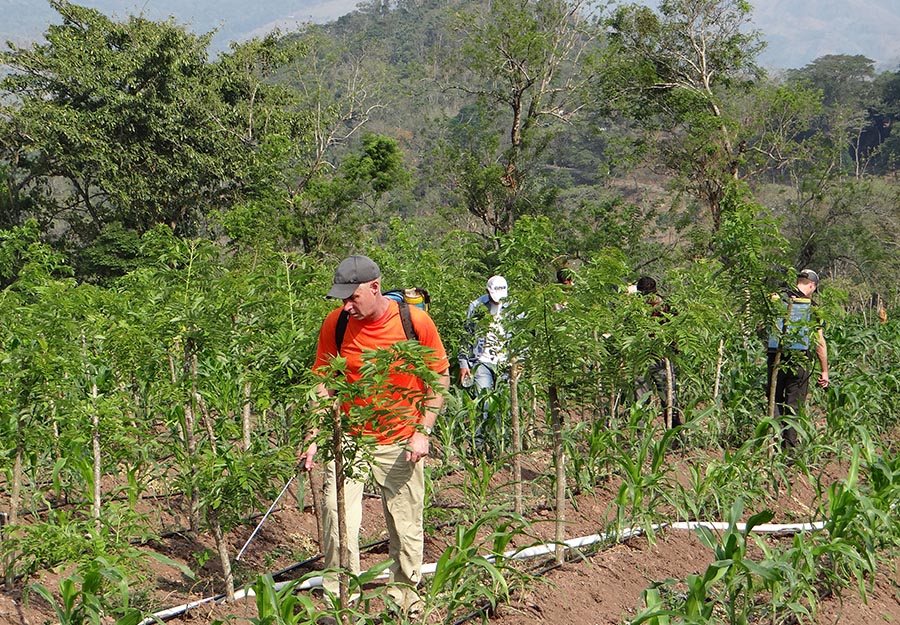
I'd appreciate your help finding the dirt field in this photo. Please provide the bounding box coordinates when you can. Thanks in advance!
[3,444,900,625]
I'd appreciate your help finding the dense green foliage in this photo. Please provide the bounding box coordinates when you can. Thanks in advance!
[2,0,900,622]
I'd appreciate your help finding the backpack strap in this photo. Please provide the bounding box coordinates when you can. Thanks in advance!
[398,300,418,342]
[334,301,418,355]
[335,310,351,355]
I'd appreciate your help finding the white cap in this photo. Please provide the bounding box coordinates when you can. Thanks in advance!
[486,275,508,301]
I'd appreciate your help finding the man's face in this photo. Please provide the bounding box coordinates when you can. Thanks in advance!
[797,279,817,296]
[342,280,381,321]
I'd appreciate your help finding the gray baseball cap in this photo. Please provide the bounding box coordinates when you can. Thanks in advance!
[798,268,820,285]
[327,255,381,299]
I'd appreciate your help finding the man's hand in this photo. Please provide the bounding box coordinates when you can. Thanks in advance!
[297,442,317,471]
[817,371,829,388]
[406,431,430,463]
[459,367,471,386]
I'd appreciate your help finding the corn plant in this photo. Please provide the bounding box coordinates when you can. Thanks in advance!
[444,385,512,460]
[750,532,818,623]
[233,565,392,625]
[427,435,529,527]
[609,405,678,536]
[671,442,777,523]
[811,450,882,600]
[633,500,780,625]
[423,509,532,624]
[28,553,192,625]
[232,575,317,625]
[563,416,616,494]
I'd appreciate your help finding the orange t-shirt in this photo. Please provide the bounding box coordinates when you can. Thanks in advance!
[314,301,449,444]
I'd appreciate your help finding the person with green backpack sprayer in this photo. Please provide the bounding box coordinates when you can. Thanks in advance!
[767,268,830,449]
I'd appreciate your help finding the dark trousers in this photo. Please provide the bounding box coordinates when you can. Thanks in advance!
[766,350,812,448]
[638,358,681,428]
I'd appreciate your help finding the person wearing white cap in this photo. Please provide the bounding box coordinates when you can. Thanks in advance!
[458,275,511,453]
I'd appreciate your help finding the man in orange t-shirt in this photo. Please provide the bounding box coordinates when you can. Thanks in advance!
[299,255,449,615]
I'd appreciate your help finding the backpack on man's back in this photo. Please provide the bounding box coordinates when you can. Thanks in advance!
[335,287,431,354]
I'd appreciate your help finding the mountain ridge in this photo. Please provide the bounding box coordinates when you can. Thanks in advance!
[1,0,898,71]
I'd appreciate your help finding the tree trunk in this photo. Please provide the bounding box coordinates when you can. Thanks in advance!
[331,403,350,621]
[242,380,252,452]
[4,421,23,588]
[768,301,793,421]
[663,358,673,430]
[549,384,566,565]
[713,338,725,401]
[209,512,235,601]
[193,355,217,449]
[509,361,523,515]
[767,349,782,422]
[309,468,326,550]
[9,427,21,527]
[0,511,8,589]
[51,400,60,462]
[767,301,793,455]
[183,342,200,533]
[91,381,102,533]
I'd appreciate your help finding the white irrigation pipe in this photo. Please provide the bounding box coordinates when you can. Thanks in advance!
[141,520,825,624]
[669,521,826,533]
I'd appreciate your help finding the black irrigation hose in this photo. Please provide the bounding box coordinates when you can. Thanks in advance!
[139,537,394,624]
[269,536,389,581]
[156,504,299,541]
[266,518,460,581]
[146,523,626,624]
[449,536,620,625]
[3,490,186,523]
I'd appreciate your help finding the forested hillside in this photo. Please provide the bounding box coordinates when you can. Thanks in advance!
[0,0,355,54]
[5,0,899,298]
[2,1,900,624]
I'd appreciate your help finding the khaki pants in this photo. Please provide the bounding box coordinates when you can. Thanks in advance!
[321,442,424,610]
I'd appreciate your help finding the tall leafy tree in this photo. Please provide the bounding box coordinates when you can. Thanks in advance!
[600,0,765,231]
[222,26,409,254]
[0,1,308,278]
[773,57,900,279]
[788,55,883,177]
[869,69,900,173]
[444,0,595,236]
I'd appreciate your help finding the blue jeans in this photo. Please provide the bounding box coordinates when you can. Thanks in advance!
[472,362,497,393]
[470,363,508,454]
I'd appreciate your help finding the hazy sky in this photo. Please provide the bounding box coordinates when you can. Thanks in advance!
[4,0,899,70]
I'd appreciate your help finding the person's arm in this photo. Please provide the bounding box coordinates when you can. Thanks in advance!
[299,310,342,469]
[458,351,471,383]
[815,328,829,387]
[406,370,450,463]
[458,299,478,382]
[297,381,332,470]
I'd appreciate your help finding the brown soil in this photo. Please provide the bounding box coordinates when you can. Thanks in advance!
[2,444,900,625]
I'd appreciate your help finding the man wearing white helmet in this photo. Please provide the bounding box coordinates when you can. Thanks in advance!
[458,275,511,452]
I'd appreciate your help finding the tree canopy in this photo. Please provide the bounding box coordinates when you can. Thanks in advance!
[0,0,899,293]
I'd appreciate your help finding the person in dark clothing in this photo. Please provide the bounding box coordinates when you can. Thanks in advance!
[766,268,829,449]
[556,267,574,286]
[636,276,682,429]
